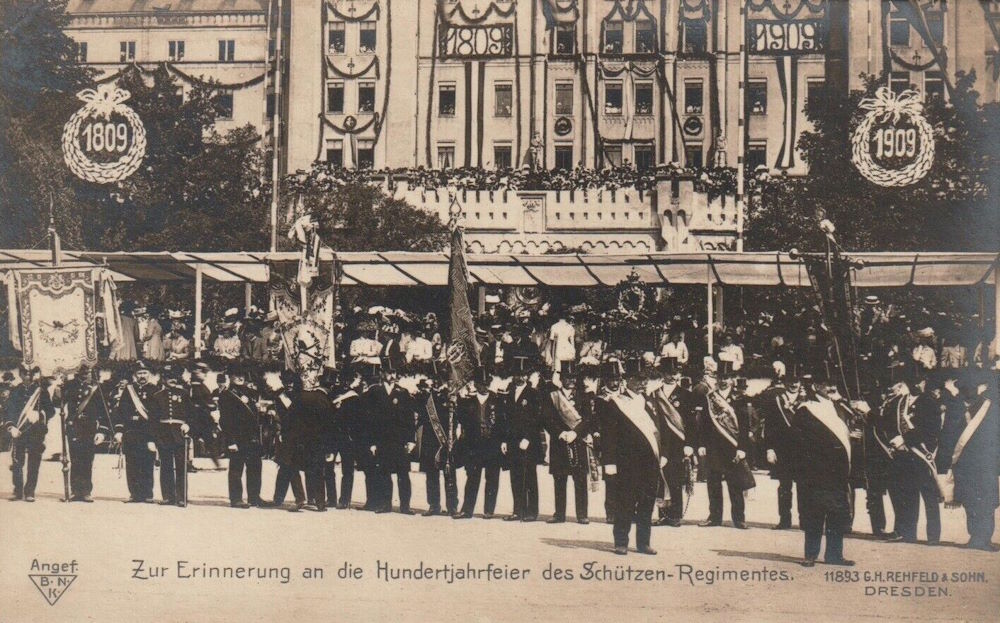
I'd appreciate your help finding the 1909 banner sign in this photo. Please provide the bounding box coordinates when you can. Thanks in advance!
[747,19,826,54]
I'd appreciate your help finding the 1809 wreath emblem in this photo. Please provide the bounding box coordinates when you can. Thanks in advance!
[61,84,147,184]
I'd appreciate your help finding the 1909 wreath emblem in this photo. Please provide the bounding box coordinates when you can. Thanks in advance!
[61,84,147,184]
[850,87,935,187]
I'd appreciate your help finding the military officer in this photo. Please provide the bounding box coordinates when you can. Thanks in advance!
[647,367,698,526]
[698,377,751,529]
[542,368,593,524]
[150,364,191,506]
[112,362,157,503]
[64,367,111,502]
[219,364,264,508]
[504,367,544,522]
[366,368,416,514]
[453,369,507,519]
[415,372,459,516]
[4,366,56,502]
[759,375,801,529]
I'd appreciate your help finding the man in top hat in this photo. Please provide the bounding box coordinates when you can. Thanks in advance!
[542,367,594,524]
[697,377,751,529]
[187,362,220,471]
[366,368,416,514]
[294,367,334,511]
[149,364,192,506]
[113,362,157,503]
[454,368,508,519]
[4,366,56,502]
[758,371,802,530]
[414,370,459,516]
[63,367,111,502]
[267,369,306,511]
[326,369,364,509]
[504,364,544,522]
[878,371,942,544]
[951,371,999,551]
[793,378,856,567]
[647,366,698,527]
[600,360,668,555]
[218,364,264,508]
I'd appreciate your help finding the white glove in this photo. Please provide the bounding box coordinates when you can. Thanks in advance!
[405,442,416,453]
[697,447,706,457]
[519,439,529,451]
[683,446,694,457]
[114,432,123,444]
[500,442,508,454]
[659,456,668,468]
[147,442,157,453]
[766,449,777,465]
[736,450,746,461]
[94,433,106,445]
[228,443,238,452]
[604,464,617,476]
[9,427,21,439]
[326,453,335,463]
[890,435,905,450]
[180,423,190,435]
[370,445,377,456]
[560,430,578,444]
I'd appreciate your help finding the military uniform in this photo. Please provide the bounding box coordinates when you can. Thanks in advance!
[113,379,157,503]
[4,380,56,501]
[149,377,191,505]
[64,375,111,501]
[219,382,264,507]
[758,383,800,528]
[504,380,544,520]
[455,389,507,518]
[647,380,697,525]
[698,386,751,527]
[415,384,459,515]
[295,385,335,511]
[366,381,416,513]
[326,384,362,509]
[541,381,593,523]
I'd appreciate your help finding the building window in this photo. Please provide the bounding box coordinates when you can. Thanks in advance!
[218,39,235,62]
[218,92,234,120]
[329,22,346,54]
[439,84,456,117]
[494,144,512,169]
[635,82,653,116]
[682,19,707,55]
[748,80,767,114]
[555,82,574,115]
[806,79,826,114]
[75,41,88,63]
[495,83,512,117]
[684,80,703,114]
[120,41,136,62]
[747,142,767,171]
[605,145,623,167]
[634,144,654,170]
[924,71,944,98]
[326,139,344,166]
[437,144,455,169]
[357,140,374,169]
[889,71,911,95]
[358,82,376,113]
[889,14,910,47]
[636,20,656,53]
[327,82,344,113]
[926,12,944,43]
[168,40,185,61]
[556,24,576,54]
[603,21,623,54]
[266,93,275,118]
[605,82,623,115]
[360,21,377,53]
[684,144,703,168]
[554,145,574,171]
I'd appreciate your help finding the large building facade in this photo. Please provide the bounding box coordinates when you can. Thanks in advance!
[64,0,1000,252]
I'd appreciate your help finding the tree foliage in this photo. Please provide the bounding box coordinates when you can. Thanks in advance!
[746,72,1000,253]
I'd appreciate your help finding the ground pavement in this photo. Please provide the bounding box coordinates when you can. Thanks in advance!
[1,453,998,622]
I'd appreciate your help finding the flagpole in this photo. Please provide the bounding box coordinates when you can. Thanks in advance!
[735,0,747,252]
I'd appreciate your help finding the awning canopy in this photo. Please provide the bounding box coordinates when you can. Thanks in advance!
[0,249,996,288]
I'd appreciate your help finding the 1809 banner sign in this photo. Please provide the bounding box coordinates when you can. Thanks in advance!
[438,24,513,58]
[61,83,147,184]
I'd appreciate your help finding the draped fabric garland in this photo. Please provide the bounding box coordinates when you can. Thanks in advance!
[96,62,269,91]
[880,0,954,98]
[326,0,380,22]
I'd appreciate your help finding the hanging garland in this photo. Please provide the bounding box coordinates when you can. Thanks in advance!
[543,0,580,23]
[94,62,268,91]
[326,0,380,22]
[446,1,516,25]
[372,0,392,144]
[326,56,380,79]
[746,0,824,19]
[599,60,657,78]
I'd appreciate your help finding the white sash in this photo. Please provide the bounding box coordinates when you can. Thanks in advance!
[126,384,149,420]
[803,398,851,466]
[952,399,991,467]
[15,388,41,428]
[652,385,685,442]
[610,391,659,459]
[775,395,793,428]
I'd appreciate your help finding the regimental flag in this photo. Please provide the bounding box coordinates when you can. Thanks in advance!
[446,226,480,390]
[16,268,97,376]
[803,249,860,399]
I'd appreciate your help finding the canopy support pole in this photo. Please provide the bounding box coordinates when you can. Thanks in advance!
[194,265,203,360]
[707,264,714,356]
[994,270,999,356]
[244,283,253,316]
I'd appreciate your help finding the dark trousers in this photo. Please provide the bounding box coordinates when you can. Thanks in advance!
[304,464,326,509]
[509,455,539,517]
[68,441,95,498]
[426,467,459,513]
[123,435,154,501]
[461,464,500,515]
[604,476,616,522]
[612,474,655,549]
[895,473,941,542]
[661,469,685,522]
[323,445,355,507]
[706,468,745,524]
[799,484,852,561]
[228,446,262,504]
[11,438,44,498]
[965,499,997,549]
[157,442,187,503]
[553,471,588,520]
[372,468,411,512]
[777,478,795,526]
[272,465,305,505]
[865,482,889,534]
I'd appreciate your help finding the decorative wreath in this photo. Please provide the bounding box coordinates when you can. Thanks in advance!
[851,87,935,188]
[62,84,147,184]
[615,271,648,317]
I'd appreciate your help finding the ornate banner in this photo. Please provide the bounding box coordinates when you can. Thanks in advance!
[17,269,97,376]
